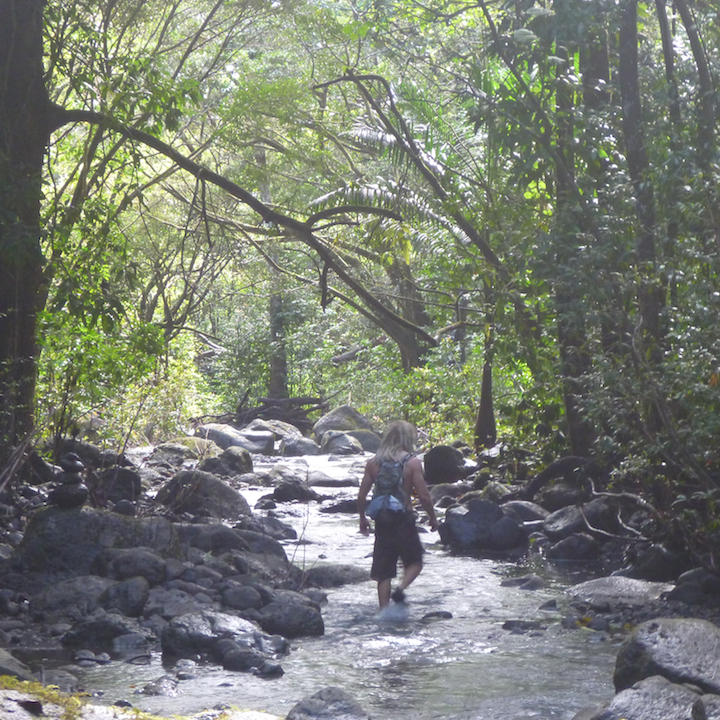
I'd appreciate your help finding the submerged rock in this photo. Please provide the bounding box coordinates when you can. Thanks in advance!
[286,686,371,720]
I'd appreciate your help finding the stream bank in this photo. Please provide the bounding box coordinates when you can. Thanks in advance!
[1,432,719,720]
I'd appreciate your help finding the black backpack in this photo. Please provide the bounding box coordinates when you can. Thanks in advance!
[366,455,411,519]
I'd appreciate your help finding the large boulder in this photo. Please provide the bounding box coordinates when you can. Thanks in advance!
[29,576,116,622]
[567,576,673,610]
[545,533,600,561]
[98,576,150,617]
[614,618,720,694]
[0,648,35,682]
[438,499,527,555]
[346,429,381,452]
[580,675,703,720]
[543,497,618,540]
[61,612,153,649]
[319,431,363,456]
[312,405,374,443]
[9,508,180,575]
[160,609,281,667]
[195,423,275,454]
[280,435,321,456]
[90,547,167,586]
[198,445,254,476]
[234,515,298,541]
[245,418,303,441]
[94,466,143,503]
[423,445,469,485]
[156,470,251,520]
[175,523,250,554]
[256,590,324,638]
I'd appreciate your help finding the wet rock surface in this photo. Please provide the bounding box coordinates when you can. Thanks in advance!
[2,413,720,719]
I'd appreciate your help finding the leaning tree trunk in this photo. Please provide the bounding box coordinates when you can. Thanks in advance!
[0,0,49,464]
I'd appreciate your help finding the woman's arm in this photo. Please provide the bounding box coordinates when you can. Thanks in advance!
[406,456,439,530]
[357,458,378,536]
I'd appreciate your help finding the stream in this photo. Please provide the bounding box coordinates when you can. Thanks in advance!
[71,453,618,719]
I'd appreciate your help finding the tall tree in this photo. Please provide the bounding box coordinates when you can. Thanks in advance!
[0,0,48,461]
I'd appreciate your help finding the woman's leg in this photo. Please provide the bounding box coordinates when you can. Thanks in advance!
[397,560,423,591]
[378,577,392,608]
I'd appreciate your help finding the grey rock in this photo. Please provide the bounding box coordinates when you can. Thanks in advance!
[273,479,321,503]
[312,405,374,442]
[623,543,687,583]
[96,466,143,503]
[194,423,260,451]
[156,470,251,519]
[176,523,250,554]
[233,529,288,560]
[543,497,618,540]
[256,591,324,638]
[319,499,358,514]
[143,587,210,619]
[545,533,600,561]
[30,576,115,622]
[98,576,150,617]
[160,610,264,660]
[693,693,720,720]
[0,648,35,681]
[320,431,364,456]
[198,445,254,477]
[501,500,550,523]
[615,618,720,694]
[346,429,381,452]
[233,515,297,541]
[429,481,473,503]
[488,515,527,551]
[9,508,179,575]
[91,547,167,586]
[221,585,264,611]
[61,612,152,649]
[307,469,358,488]
[302,563,371,588]
[281,435,321,456]
[586,675,700,720]
[245,418,303,440]
[287,686,370,720]
[423,445,469,485]
[567,576,673,609]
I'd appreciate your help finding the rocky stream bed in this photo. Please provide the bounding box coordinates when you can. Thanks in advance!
[0,408,719,720]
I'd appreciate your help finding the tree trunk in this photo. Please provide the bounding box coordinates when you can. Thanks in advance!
[618,0,664,360]
[553,13,594,457]
[0,0,49,463]
[255,145,289,399]
[673,0,718,263]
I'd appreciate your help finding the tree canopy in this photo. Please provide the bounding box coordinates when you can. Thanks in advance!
[1,0,719,556]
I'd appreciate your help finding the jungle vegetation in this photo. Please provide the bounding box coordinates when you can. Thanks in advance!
[0,0,718,559]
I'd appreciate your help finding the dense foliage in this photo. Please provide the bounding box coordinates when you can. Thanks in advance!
[0,0,718,556]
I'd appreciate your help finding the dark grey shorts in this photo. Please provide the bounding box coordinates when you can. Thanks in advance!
[371,512,424,581]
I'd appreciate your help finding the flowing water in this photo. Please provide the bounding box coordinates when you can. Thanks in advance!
[69,453,618,719]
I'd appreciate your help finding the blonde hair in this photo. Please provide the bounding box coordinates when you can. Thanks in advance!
[375,421,417,461]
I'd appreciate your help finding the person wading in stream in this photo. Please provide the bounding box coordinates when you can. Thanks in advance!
[358,421,439,609]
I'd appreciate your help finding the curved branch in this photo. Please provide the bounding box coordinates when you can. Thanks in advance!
[49,104,309,233]
[49,103,438,352]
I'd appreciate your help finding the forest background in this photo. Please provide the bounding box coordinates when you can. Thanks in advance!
[0,1,718,558]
